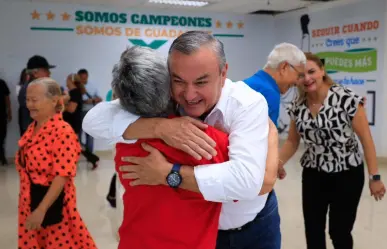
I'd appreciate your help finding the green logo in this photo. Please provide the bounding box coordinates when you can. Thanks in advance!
[128,39,168,49]
[316,48,377,73]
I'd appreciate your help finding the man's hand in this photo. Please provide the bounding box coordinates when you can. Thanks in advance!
[85,99,94,104]
[157,117,217,160]
[94,97,102,104]
[120,143,172,186]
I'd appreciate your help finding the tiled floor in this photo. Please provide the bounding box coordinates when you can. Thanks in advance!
[1,149,386,249]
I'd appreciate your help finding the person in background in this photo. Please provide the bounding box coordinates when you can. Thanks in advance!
[63,73,99,169]
[278,52,386,249]
[106,87,118,208]
[18,55,55,136]
[78,68,102,154]
[17,69,29,136]
[104,87,121,240]
[16,77,96,248]
[0,78,11,165]
[243,43,306,243]
[244,43,306,127]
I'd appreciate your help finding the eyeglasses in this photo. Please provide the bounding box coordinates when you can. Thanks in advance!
[288,64,305,80]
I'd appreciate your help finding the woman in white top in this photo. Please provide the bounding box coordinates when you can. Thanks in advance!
[278,52,385,249]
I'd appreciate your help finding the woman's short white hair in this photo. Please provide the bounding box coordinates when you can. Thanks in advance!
[264,43,306,69]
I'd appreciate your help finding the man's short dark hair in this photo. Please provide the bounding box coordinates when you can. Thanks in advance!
[77,69,88,75]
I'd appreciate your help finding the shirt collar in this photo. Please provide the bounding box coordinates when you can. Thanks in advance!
[255,70,280,93]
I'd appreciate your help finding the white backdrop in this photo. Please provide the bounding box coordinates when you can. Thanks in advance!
[0,1,274,154]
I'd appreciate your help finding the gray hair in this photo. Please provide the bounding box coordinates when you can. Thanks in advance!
[112,46,171,117]
[264,43,306,69]
[28,77,64,112]
[168,31,226,71]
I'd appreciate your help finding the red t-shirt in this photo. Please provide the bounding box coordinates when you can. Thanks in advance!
[115,124,229,249]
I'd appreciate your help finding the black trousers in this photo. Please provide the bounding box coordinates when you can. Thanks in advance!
[302,165,364,249]
[0,118,6,163]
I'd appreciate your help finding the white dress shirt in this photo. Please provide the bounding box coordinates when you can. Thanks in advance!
[82,79,269,230]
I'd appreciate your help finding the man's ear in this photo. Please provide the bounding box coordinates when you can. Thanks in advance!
[278,62,288,75]
[220,63,228,86]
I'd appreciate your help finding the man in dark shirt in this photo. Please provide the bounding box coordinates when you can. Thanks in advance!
[0,78,11,165]
[18,55,55,135]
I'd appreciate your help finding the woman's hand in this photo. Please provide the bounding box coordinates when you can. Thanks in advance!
[25,208,46,230]
[369,180,386,201]
[277,166,287,180]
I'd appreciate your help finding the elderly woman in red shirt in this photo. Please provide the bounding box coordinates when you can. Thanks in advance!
[109,46,279,249]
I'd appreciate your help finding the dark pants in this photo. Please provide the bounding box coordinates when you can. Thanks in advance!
[216,191,281,249]
[0,118,7,163]
[302,165,364,249]
[80,111,94,153]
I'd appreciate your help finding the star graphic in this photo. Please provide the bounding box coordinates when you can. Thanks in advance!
[226,21,233,29]
[46,11,55,21]
[216,20,222,28]
[61,12,71,21]
[237,21,244,29]
[362,38,366,42]
[312,44,315,48]
[31,10,40,20]
[374,37,378,41]
[368,37,372,42]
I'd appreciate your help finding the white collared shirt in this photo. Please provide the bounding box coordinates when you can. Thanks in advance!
[82,79,269,230]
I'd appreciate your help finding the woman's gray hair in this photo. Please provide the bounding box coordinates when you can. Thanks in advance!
[168,31,226,72]
[112,46,171,117]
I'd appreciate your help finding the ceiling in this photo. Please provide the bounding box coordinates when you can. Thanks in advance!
[9,0,362,14]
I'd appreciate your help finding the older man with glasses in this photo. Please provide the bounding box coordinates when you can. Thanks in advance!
[244,43,306,127]
[242,42,306,247]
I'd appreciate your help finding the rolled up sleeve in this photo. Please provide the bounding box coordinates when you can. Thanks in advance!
[194,96,269,202]
[82,99,140,145]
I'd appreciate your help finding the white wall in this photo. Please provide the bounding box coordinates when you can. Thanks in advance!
[0,1,274,155]
[274,0,387,157]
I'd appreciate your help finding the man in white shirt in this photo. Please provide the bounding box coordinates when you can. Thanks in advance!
[83,31,280,249]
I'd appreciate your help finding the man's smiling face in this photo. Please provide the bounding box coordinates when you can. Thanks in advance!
[169,46,228,118]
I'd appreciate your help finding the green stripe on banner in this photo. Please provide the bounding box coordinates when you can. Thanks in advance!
[31,27,74,31]
[316,48,377,73]
[213,34,244,38]
[367,80,376,82]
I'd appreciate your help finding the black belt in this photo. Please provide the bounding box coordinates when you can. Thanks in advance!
[219,191,273,233]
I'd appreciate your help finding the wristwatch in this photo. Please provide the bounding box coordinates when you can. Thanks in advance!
[166,163,182,188]
[369,174,381,181]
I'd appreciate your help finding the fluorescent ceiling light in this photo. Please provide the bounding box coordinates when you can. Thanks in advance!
[149,0,209,7]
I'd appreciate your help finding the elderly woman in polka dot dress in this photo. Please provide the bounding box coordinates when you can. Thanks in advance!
[15,77,96,248]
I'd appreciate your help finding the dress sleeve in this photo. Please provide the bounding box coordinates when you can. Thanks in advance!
[341,86,364,121]
[51,131,81,177]
[286,99,297,121]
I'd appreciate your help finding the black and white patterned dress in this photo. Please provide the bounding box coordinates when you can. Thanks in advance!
[287,85,364,173]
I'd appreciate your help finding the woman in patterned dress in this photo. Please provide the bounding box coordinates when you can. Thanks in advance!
[15,77,96,248]
[278,52,385,249]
